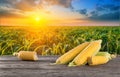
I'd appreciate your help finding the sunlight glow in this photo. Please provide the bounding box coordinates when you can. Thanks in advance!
[35,17,40,22]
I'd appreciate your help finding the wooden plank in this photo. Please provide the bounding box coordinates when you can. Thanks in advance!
[0,56,120,77]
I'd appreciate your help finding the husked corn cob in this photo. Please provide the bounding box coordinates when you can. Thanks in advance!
[69,40,102,66]
[96,52,112,60]
[55,42,90,64]
[13,51,38,61]
[88,56,109,65]
[111,54,117,58]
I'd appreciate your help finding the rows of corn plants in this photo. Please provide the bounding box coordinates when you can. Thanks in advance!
[0,26,120,55]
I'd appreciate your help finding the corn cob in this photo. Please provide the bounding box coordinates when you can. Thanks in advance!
[111,54,117,58]
[13,51,38,61]
[69,40,102,66]
[96,52,112,60]
[88,56,109,65]
[55,42,90,64]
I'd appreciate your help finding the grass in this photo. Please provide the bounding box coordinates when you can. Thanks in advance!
[0,26,120,55]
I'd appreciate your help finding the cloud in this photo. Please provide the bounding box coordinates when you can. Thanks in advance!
[95,4,120,11]
[90,11,98,16]
[42,0,72,8]
[14,0,36,11]
[89,11,120,21]
[102,4,115,10]
[0,0,9,4]
[0,0,73,11]
[94,0,120,13]
[0,0,77,19]
[108,5,120,11]
[96,6,105,11]
[77,9,87,15]
[88,2,120,21]
[0,6,26,18]
[0,0,119,22]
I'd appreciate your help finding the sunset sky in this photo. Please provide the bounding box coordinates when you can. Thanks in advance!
[0,0,120,26]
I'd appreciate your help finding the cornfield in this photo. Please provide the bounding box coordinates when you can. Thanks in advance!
[0,26,120,55]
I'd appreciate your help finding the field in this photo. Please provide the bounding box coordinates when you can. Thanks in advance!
[0,26,120,55]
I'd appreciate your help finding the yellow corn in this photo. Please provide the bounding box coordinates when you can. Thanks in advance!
[111,54,117,58]
[55,42,90,64]
[96,52,112,60]
[88,56,109,65]
[69,40,102,66]
[13,51,38,61]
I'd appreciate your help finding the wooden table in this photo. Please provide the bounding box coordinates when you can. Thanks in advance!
[0,56,120,77]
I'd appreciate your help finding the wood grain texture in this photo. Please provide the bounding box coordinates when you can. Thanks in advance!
[0,55,120,77]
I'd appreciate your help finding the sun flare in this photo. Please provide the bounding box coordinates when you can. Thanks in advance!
[35,17,40,22]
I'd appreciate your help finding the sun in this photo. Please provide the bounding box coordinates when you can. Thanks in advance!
[35,17,40,22]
